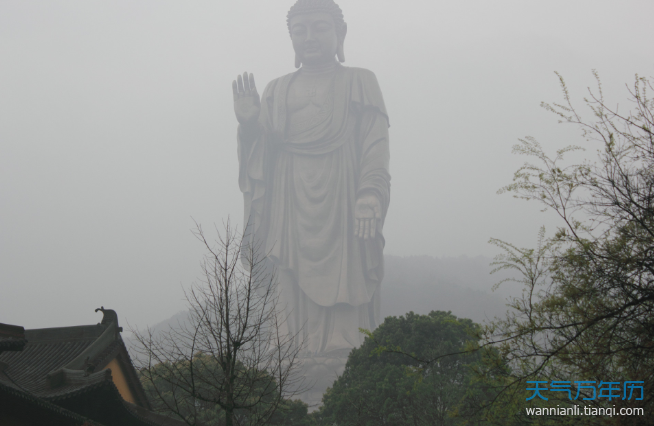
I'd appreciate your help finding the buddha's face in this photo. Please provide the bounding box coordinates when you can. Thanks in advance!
[289,12,341,66]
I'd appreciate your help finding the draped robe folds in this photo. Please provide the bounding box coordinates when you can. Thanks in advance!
[237,65,390,354]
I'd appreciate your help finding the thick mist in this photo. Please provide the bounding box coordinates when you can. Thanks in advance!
[1,0,652,329]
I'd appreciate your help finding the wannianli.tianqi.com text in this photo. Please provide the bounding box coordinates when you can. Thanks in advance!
[526,406,644,417]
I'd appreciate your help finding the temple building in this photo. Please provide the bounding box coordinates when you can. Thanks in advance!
[0,308,183,426]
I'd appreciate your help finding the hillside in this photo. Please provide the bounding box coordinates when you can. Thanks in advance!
[139,254,518,337]
[381,254,518,324]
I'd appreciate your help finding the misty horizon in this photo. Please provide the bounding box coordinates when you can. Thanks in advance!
[1,0,652,329]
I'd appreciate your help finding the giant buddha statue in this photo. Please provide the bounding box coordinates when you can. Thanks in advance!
[232,0,390,357]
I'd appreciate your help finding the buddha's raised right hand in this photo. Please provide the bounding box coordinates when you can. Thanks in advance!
[232,72,260,126]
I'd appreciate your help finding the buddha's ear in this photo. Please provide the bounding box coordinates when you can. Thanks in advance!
[338,22,348,41]
[337,23,347,63]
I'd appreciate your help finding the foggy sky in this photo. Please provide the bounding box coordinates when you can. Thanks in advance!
[1,0,652,329]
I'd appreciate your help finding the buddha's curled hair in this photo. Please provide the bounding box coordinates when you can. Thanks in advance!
[286,0,346,36]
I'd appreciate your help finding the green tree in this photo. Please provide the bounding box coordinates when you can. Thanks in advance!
[315,311,492,426]
[139,354,313,426]
[483,72,654,425]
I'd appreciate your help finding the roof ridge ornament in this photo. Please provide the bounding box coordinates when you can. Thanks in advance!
[94,307,122,332]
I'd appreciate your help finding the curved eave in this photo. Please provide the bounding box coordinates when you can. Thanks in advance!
[0,380,103,426]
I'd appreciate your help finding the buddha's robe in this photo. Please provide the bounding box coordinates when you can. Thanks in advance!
[237,64,390,353]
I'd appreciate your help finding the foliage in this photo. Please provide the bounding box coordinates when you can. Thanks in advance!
[483,72,654,425]
[132,222,305,426]
[139,355,313,426]
[314,311,495,426]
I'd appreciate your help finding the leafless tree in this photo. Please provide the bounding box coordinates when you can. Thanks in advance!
[132,221,305,426]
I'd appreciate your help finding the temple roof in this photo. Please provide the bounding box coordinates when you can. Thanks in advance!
[0,323,110,396]
[0,379,102,426]
[0,308,185,426]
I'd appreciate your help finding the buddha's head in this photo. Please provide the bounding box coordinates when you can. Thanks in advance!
[286,0,347,68]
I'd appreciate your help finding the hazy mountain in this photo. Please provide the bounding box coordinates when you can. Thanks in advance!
[133,255,519,340]
[381,254,520,324]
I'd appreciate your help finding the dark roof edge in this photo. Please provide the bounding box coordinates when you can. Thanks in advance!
[0,323,25,338]
[91,336,152,410]
[43,308,152,410]
[0,380,104,426]
[0,323,27,353]
[63,312,122,371]
[25,324,106,342]
[125,401,189,426]
[47,367,112,390]
[46,374,175,426]
[116,337,153,410]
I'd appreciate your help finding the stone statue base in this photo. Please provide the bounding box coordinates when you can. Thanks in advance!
[295,349,350,411]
